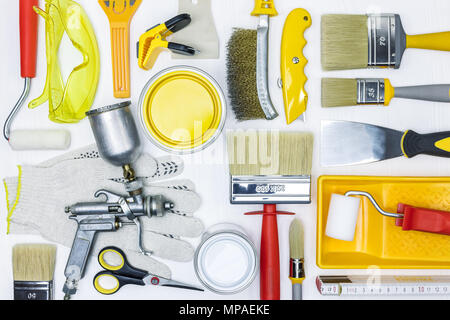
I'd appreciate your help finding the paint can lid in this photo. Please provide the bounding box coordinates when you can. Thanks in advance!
[194,230,258,295]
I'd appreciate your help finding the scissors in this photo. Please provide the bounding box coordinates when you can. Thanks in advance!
[93,247,204,295]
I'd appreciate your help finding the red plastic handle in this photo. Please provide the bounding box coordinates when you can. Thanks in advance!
[396,204,450,236]
[246,204,294,300]
[260,208,280,300]
[19,0,39,78]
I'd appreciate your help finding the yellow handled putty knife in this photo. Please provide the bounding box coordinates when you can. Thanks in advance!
[321,121,450,166]
[281,9,311,124]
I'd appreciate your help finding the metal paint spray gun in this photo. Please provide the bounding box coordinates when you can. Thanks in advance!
[63,102,174,300]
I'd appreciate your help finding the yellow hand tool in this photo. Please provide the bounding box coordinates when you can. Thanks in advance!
[281,9,311,124]
[99,0,141,98]
[137,14,197,71]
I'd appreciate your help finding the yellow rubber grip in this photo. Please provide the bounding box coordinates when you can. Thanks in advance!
[406,32,450,51]
[99,248,125,271]
[281,9,311,124]
[251,0,277,17]
[290,277,305,285]
[384,78,395,106]
[94,274,120,295]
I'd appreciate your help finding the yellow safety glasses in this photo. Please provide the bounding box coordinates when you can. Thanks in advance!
[30,0,100,123]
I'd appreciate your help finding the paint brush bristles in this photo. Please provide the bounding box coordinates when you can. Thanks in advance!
[13,244,56,300]
[227,131,314,176]
[226,29,267,120]
[289,219,304,260]
[321,15,368,70]
[322,78,358,107]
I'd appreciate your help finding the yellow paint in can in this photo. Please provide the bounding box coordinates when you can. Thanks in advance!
[139,67,226,153]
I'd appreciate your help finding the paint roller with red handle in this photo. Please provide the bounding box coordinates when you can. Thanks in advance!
[19,0,38,78]
[246,204,294,300]
[3,0,70,150]
[325,191,450,242]
[396,204,450,235]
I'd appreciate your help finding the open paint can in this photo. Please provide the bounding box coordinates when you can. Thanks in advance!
[194,224,258,295]
[138,66,226,154]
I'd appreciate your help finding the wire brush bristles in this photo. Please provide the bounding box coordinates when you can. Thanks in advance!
[226,29,266,120]
[321,15,368,71]
[322,78,358,107]
[227,131,314,176]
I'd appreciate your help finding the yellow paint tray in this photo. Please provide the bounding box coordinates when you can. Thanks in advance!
[317,176,450,269]
[138,66,226,154]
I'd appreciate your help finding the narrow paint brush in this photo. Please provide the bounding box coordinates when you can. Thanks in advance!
[321,14,450,71]
[289,219,305,300]
[322,78,450,107]
[13,244,57,300]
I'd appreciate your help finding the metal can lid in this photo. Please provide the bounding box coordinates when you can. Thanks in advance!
[194,231,258,295]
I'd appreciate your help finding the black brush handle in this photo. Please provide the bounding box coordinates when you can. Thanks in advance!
[402,130,450,158]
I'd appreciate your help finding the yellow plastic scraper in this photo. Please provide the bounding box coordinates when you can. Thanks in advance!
[281,9,311,124]
[99,0,141,98]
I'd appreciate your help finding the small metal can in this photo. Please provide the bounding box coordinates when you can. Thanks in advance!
[194,224,258,295]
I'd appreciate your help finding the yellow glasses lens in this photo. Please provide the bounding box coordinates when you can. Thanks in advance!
[29,0,100,124]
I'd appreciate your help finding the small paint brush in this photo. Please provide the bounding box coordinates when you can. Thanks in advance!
[13,244,57,300]
[321,14,450,71]
[322,78,450,107]
[289,219,305,300]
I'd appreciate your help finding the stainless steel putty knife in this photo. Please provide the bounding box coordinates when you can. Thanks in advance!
[321,121,450,166]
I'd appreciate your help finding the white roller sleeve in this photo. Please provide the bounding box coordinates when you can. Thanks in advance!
[325,194,361,242]
[9,130,71,151]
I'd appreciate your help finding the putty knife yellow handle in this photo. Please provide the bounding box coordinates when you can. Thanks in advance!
[407,32,450,51]
[99,0,142,98]
[252,0,277,16]
[281,9,311,124]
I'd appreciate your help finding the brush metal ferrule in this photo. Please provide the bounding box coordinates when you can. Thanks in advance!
[230,175,311,204]
[357,79,385,104]
[290,258,305,279]
[367,14,398,68]
[14,281,54,300]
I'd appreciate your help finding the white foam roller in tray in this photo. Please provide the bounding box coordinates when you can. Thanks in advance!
[9,130,71,151]
[325,194,361,242]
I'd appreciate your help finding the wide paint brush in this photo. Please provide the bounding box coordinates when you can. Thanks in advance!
[227,130,313,300]
[322,14,450,71]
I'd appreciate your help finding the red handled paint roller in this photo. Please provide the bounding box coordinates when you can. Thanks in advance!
[3,0,70,150]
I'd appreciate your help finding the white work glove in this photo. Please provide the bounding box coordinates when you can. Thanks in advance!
[4,145,204,279]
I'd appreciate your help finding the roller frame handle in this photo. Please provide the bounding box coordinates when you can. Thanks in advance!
[246,204,294,300]
[402,130,450,158]
[407,32,450,52]
[396,204,450,236]
[395,85,450,103]
[19,0,39,78]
